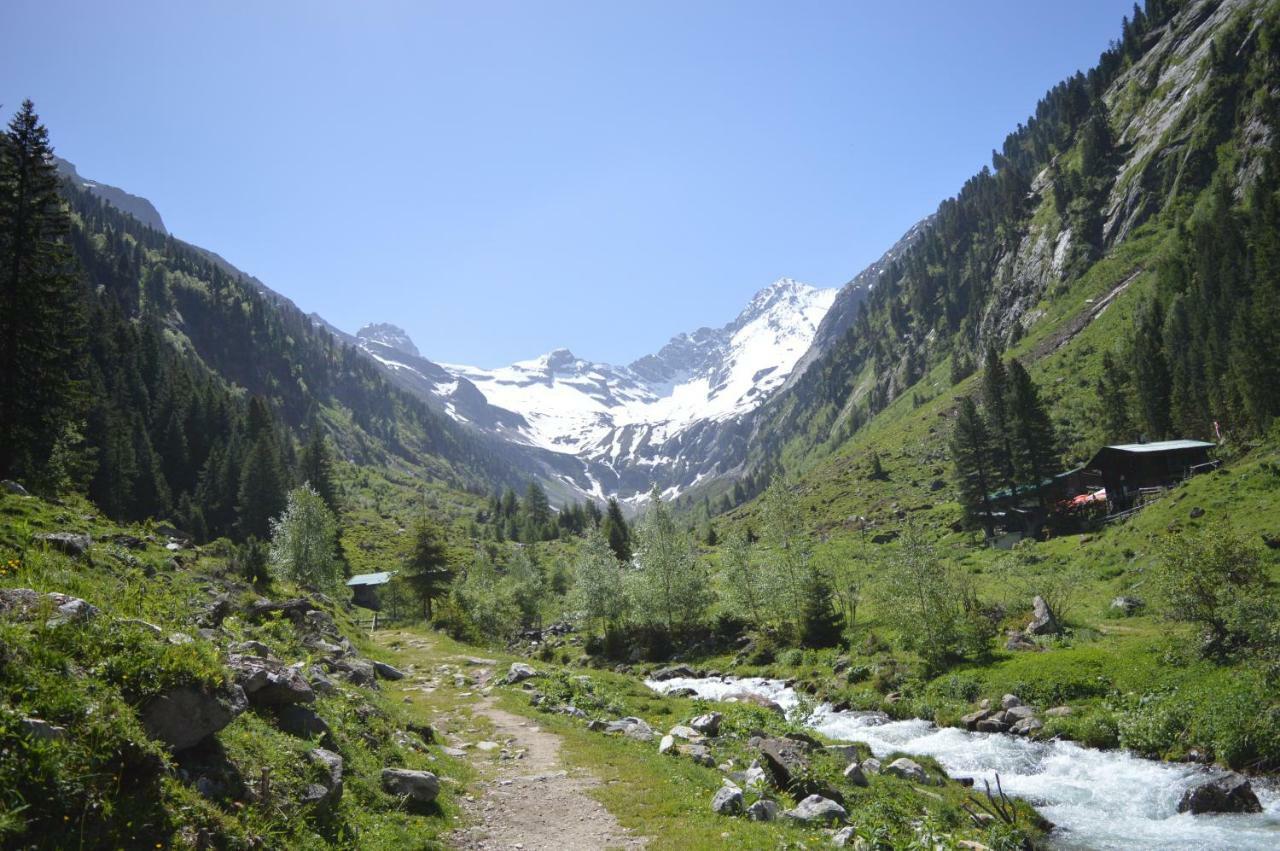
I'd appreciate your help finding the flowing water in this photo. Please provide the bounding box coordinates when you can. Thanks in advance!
[646,675,1280,850]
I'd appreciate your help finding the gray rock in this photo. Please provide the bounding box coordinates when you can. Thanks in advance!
[746,798,779,821]
[503,662,538,684]
[34,532,91,557]
[1005,704,1037,721]
[976,718,1010,734]
[20,717,67,741]
[1177,773,1262,815]
[1026,595,1061,636]
[711,784,743,815]
[842,761,869,787]
[1110,596,1144,615]
[229,640,274,658]
[229,656,315,706]
[961,709,995,730]
[1001,694,1023,709]
[141,684,248,750]
[1005,630,1042,652]
[658,734,675,755]
[756,736,812,791]
[832,826,858,847]
[1045,705,1073,718]
[884,758,928,783]
[275,704,332,742]
[690,712,722,736]
[1010,717,1044,736]
[784,794,847,824]
[307,666,340,696]
[726,691,784,714]
[2,479,29,495]
[604,716,654,741]
[330,657,377,688]
[650,664,697,681]
[381,768,440,803]
[668,724,702,741]
[373,661,406,681]
[678,743,715,767]
[305,748,343,808]
[861,757,881,774]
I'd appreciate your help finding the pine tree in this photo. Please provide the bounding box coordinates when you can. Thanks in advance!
[237,431,287,539]
[299,429,339,513]
[0,101,88,485]
[1131,298,1173,439]
[601,497,632,562]
[1005,360,1058,501]
[1094,350,1136,443]
[405,515,453,619]
[950,395,997,538]
[980,348,1017,490]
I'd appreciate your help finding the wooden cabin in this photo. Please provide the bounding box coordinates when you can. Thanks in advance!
[346,571,396,611]
[1084,440,1215,509]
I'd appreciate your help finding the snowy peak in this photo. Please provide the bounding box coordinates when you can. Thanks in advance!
[357,323,420,358]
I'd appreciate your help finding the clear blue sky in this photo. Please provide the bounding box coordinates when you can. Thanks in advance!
[2,1,1135,367]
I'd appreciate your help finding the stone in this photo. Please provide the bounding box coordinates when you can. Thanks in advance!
[976,718,1010,734]
[331,657,378,687]
[1001,694,1023,709]
[373,661,406,681]
[1110,596,1144,615]
[961,709,995,730]
[604,717,654,742]
[1025,596,1060,636]
[1045,706,1073,718]
[1189,506,1205,519]
[669,687,698,698]
[690,712,722,736]
[1176,773,1262,815]
[275,704,332,742]
[1,479,29,496]
[725,691,784,714]
[230,656,315,706]
[678,743,715,767]
[832,826,858,846]
[658,734,675,755]
[756,736,812,791]
[650,664,697,681]
[861,757,881,774]
[842,761,869,787]
[20,717,67,741]
[746,798,779,821]
[884,758,928,783]
[1004,631,1041,652]
[381,768,440,803]
[710,784,743,815]
[305,748,343,808]
[141,684,248,750]
[34,532,91,557]
[668,724,702,741]
[230,640,274,658]
[1010,717,1044,737]
[503,662,538,684]
[783,794,847,825]
[1004,705,1036,721]
[307,666,340,696]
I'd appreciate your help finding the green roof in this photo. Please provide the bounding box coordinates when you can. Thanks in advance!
[347,571,395,587]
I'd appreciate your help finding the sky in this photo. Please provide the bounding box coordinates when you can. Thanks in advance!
[1,1,1137,367]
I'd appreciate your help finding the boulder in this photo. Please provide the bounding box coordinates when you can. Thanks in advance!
[1045,706,1073,718]
[842,761,869,787]
[141,684,248,750]
[690,712,722,736]
[677,743,715,767]
[961,709,995,730]
[381,768,440,803]
[1176,773,1262,815]
[976,718,1010,734]
[756,736,812,791]
[0,588,98,622]
[783,794,847,825]
[229,656,315,706]
[1005,631,1042,652]
[884,757,928,783]
[1110,596,1144,616]
[604,717,654,742]
[746,798,779,821]
[711,784,743,815]
[274,704,332,742]
[229,640,274,658]
[668,724,702,741]
[34,532,91,557]
[1026,596,1061,636]
[668,687,698,698]
[658,734,675,755]
[725,691,784,714]
[20,717,67,741]
[862,757,881,774]
[503,662,538,684]
[650,665,697,681]
[330,657,378,687]
[304,748,343,808]
[832,826,858,846]
[1001,694,1023,709]
[1010,717,1044,737]
[1004,705,1037,721]
[1,479,29,496]
[373,661,406,681]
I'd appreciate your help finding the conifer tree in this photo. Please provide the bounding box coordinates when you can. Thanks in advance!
[237,431,287,539]
[950,395,997,538]
[299,429,339,513]
[0,100,88,485]
[1005,360,1058,500]
[405,515,453,619]
[1094,350,1136,443]
[980,348,1017,490]
[601,497,632,562]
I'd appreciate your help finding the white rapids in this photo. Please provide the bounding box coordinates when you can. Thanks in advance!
[646,675,1280,850]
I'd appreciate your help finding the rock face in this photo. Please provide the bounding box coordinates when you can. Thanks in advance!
[34,532,92,557]
[381,768,440,803]
[783,794,847,824]
[1026,596,1061,636]
[140,684,248,750]
[710,785,743,815]
[1176,773,1263,815]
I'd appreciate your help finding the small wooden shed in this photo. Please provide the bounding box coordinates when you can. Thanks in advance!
[346,571,396,611]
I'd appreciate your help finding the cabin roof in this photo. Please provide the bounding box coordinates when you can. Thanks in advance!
[346,571,395,587]
[1102,439,1214,454]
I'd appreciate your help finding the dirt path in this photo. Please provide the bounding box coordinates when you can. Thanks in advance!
[379,631,647,851]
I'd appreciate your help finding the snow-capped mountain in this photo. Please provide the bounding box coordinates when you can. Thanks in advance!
[355,278,836,503]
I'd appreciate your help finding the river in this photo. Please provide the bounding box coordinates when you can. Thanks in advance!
[646,675,1280,850]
